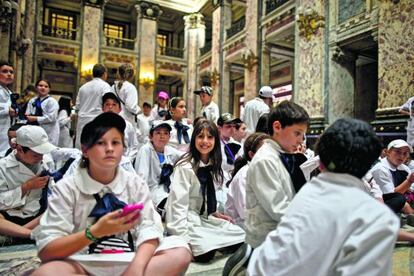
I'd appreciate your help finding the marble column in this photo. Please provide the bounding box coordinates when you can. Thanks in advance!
[184,13,205,119]
[79,0,106,85]
[294,0,326,126]
[221,61,231,113]
[22,0,36,89]
[260,44,271,87]
[377,0,414,113]
[135,1,162,106]
[243,0,259,102]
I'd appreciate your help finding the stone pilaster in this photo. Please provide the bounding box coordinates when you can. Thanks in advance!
[221,62,231,113]
[243,0,259,102]
[294,0,326,125]
[377,0,414,112]
[260,44,271,87]
[22,0,36,89]
[135,1,162,105]
[79,0,106,84]
[184,13,205,119]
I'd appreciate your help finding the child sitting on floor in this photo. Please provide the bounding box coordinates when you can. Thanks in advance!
[32,112,191,276]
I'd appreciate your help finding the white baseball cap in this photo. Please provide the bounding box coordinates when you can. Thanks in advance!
[258,86,274,98]
[387,139,413,153]
[16,125,56,154]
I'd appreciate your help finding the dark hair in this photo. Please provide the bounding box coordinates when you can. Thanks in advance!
[8,123,25,132]
[92,64,107,78]
[255,113,270,134]
[35,79,51,89]
[80,113,126,168]
[268,101,309,135]
[0,61,13,68]
[168,97,185,121]
[316,118,381,178]
[58,96,72,115]
[24,84,36,94]
[143,102,152,108]
[193,116,207,127]
[226,132,270,187]
[176,119,223,184]
[102,92,121,107]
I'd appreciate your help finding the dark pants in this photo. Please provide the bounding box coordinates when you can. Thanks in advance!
[383,192,406,214]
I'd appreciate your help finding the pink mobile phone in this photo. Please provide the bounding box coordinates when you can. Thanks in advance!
[121,203,144,216]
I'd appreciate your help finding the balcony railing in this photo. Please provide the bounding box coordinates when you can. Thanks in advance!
[265,0,290,14]
[42,24,77,40]
[158,46,184,59]
[200,41,212,56]
[104,36,135,50]
[226,16,245,39]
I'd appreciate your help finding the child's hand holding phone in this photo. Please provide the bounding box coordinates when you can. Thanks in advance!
[120,203,144,224]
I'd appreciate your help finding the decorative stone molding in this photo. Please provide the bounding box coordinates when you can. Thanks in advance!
[136,1,163,20]
[331,46,356,64]
[296,8,325,40]
[184,13,205,30]
[241,49,258,71]
[82,0,108,8]
[378,0,400,3]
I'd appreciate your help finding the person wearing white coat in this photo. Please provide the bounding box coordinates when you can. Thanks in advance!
[400,96,414,147]
[57,96,73,148]
[74,64,110,148]
[194,86,219,123]
[165,97,193,153]
[242,86,273,135]
[0,62,17,156]
[111,63,140,126]
[136,102,152,151]
[26,80,60,146]
[247,118,399,276]
[0,125,56,239]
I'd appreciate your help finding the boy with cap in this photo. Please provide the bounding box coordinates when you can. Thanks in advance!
[135,120,182,217]
[223,101,309,276]
[194,86,220,123]
[242,85,274,135]
[370,139,414,214]
[0,125,56,240]
[102,92,139,163]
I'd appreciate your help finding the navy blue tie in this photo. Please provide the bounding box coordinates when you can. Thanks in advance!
[89,193,127,219]
[159,164,174,192]
[196,166,217,216]
[174,121,190,144]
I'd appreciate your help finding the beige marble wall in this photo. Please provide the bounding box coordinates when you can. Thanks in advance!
[22,0,36,89]
[378,0,414,110]
[294,0,325,119]
[80,5,102,84]
[211,7,221,104]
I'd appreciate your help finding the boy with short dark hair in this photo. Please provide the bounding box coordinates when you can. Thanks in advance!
[223,100,309,276]
[194,86,219,123]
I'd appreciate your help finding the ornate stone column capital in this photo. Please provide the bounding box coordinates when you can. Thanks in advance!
[82,0,108,8]
[296,7,325,40]
[136,1,163,20]
[331,46,357,65]
[184,13,205,30]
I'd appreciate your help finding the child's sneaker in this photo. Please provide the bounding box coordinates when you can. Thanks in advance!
[222,243,252,276]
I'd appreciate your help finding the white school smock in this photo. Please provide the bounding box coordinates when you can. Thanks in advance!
[75,78,110,148]
[0,85,12,156]
[0,152,55,218]
[166,119,193,153]
[245,139,295,248]
[400,96,414,146]
[200,101,219,123]
[111,81,140,126]
[242,97,269,134]
[136,113,151,150]
[220,138,243,180]
[134,142,182,207]
[58,110,72,148]
[150,104,168,121]
[370,157,411,194]
[124,119,139,162]
[26,96,60,146]
[165,160,245,256]
[33,166,188,275]
[225,164,248,228]
[247,172,399,276]
[65,155,136,177]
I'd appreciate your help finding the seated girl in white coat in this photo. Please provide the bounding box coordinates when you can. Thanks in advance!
[165,119,245,263]
[134,120,182,216]
[225,132,269,228]
[247,118,400,276]
[32,113,191,276]
[166,97,193,153]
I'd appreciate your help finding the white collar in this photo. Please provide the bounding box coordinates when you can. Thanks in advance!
[74,167,126,195]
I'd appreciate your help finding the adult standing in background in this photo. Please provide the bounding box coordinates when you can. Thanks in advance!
[400,96,414,147]
[242,86,274,135]
[137,101,152,151]
[74,63,110,149]
[26,79,60,146]
[111,63,140,126]
[0,61,17,156]
[194,86,219,123]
